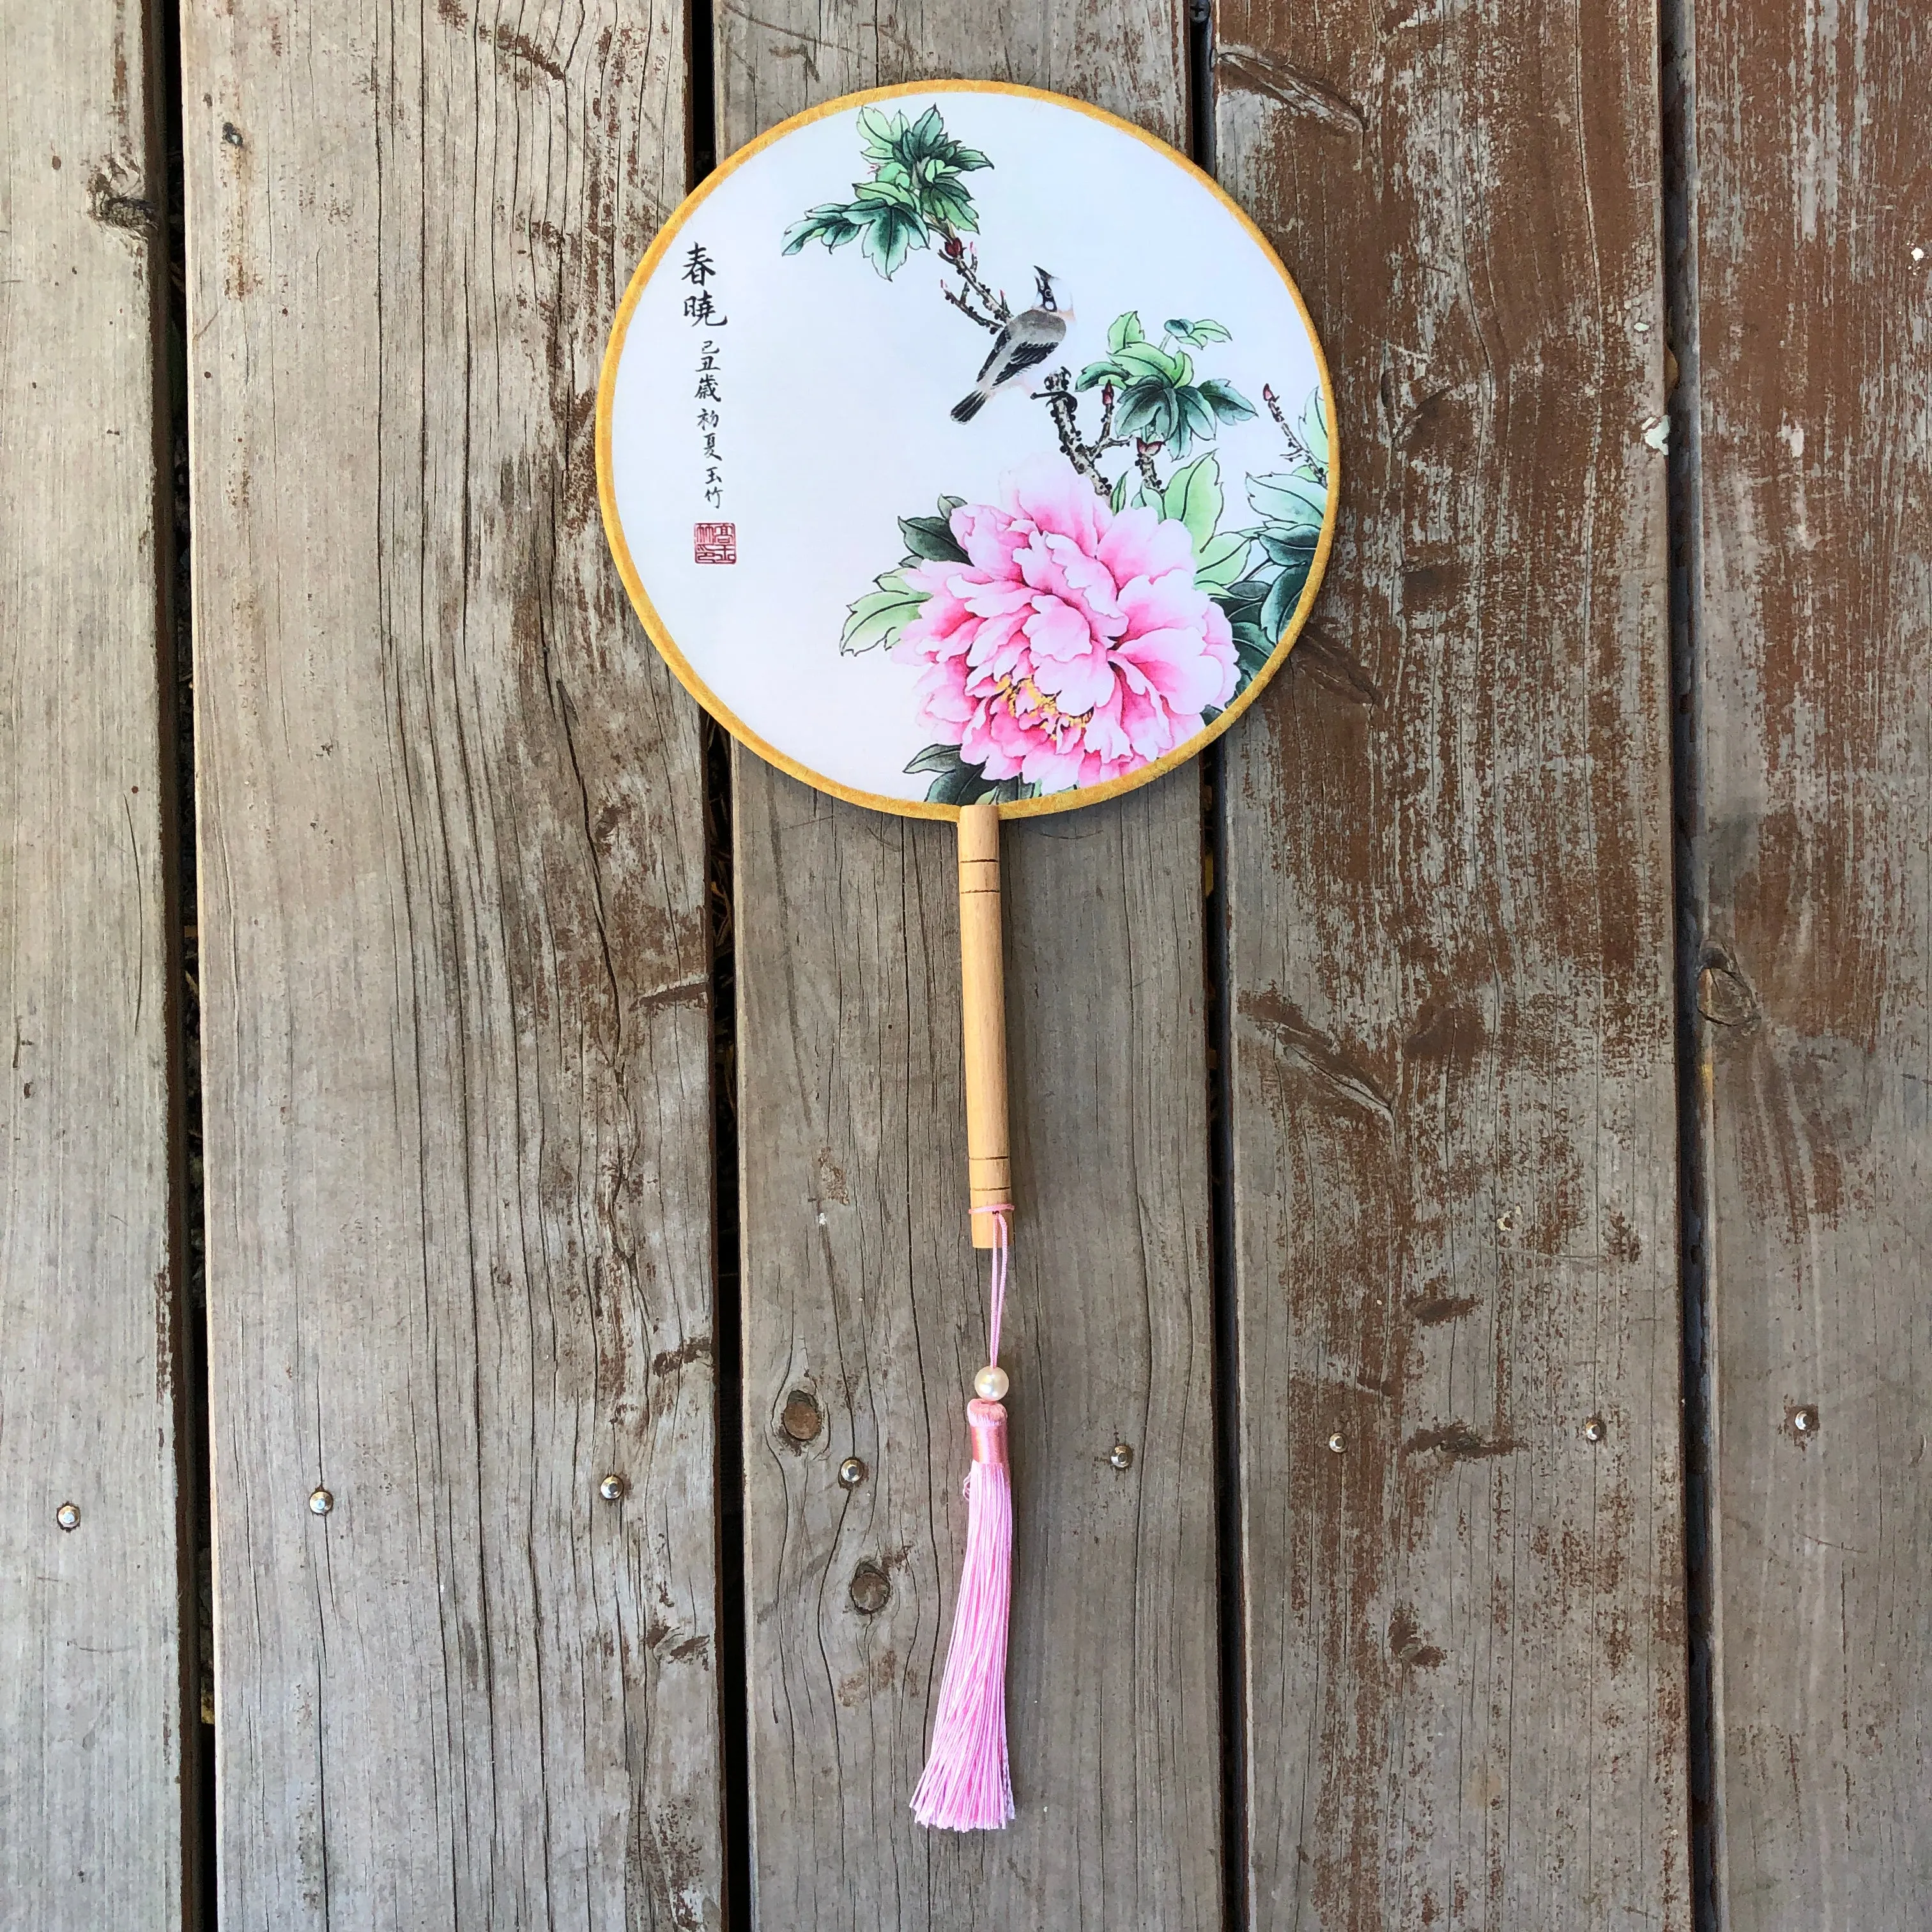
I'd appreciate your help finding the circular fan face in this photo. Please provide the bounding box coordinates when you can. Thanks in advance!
[598,81,1336,819]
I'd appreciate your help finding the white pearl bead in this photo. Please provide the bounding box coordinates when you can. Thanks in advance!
[974,1365,1009,1402]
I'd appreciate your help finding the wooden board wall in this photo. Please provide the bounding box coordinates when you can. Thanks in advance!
[182,3,721,1924]
[1685,1,1932,1921]
[717,12,1227,1928]
[1215,5,1689,1925]
[0,4,188,1926]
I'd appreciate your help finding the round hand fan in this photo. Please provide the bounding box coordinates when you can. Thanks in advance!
[597,78,1337,1831]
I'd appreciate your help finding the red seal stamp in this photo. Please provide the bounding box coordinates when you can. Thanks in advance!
[693,521,737,565]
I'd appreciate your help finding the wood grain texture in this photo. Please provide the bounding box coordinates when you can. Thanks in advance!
[1682,2,1932,1922]
[182,3,721,1924]
[1215,6,1688,1926]
[0,4,187,1925]
[719,13,1224,1927]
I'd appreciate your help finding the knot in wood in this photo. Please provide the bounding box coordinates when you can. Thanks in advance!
[780,1388,823,1445]
[848,1561,891,1616]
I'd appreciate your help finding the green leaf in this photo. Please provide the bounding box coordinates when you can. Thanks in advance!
[898,510,969,564]
[947,146,993,172]
[1174,386,1218,454]
[1261,558,1311,641]
[1075,357,1130,392]
[1163,316,1233,347]
[1193,528,1251,593]
[1158,453,1223,553]
[1199,377,1257,423]
[1230,619,1275,687]
[859,203,926,279]
[905,105,946,158]
[907,741,967,775]
[1107,310,1146,353]
[1295,387,1330,470]
[1115,339,1188,387]
[907,742,1015,806]
[857,106,904,157]
[1257,529,1318,568]
[1246,468,1330,533]
[1109,470,1133,514]
[782,203,864,254]
[842,569,928,654]
[1215,574,1271,627]
[1113,377,1167,440]
[921,183,979,233]
[854,172,918,211]
[937,493,965,515]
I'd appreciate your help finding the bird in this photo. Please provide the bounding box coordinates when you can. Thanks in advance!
[951,268,1073,423]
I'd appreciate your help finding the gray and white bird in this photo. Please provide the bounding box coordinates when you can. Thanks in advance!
[950,268,1073,423]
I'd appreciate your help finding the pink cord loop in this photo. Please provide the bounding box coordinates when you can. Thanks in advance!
[970,1204,1013,1367]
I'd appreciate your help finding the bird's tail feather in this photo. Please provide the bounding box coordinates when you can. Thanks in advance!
[951,390,987,424]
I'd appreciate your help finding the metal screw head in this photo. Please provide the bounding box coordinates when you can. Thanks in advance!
[1792,1406,1818,1436]
[598,1473,627,1503]
[1327,1432,1346,1455]
[1108,1442,1133,1471]
[308,1487,334,1516]
[54,1501,80,1532]
[1583,1415,1607,1443]
[838,1457,866,1489]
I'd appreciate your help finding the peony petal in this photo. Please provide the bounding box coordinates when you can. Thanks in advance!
[1117,567,1214,643]
[1098,505,1195,588]
[1024,594,1100,664]
[1114,624,1230,718]
[953,503,1027,578]
[1006,452,1108,553]
[1016,734,1089,791]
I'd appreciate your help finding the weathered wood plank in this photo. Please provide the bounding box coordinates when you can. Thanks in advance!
[1215,6,1688,1926]
[1682,2,1932,1920]
[718,15,1225,1928]
[183,3,721,1924]
[0,4,188,1924]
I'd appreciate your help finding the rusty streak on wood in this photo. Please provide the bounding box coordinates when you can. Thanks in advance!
[182,1,721,1922]
[0,5,188,1924]
[721,7,1225,1924]
[1216,1,1689,1925]
[1683,0,1932,1920]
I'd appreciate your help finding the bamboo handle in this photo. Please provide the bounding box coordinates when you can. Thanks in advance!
[957,804,1011,1249]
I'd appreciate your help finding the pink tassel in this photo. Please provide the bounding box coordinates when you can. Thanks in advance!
[912,1208,1016,1831]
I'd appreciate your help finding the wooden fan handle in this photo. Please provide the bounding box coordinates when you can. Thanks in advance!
[956,804,1011,1249]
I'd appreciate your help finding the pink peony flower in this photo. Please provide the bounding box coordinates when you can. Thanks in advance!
[893,453,1239,792]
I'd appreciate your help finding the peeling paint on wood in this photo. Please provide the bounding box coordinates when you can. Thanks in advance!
[1216,1,1689,1924]
[1685,0,1932,1920]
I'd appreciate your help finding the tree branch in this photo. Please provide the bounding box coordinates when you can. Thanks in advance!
[1046,395,1108,496]
[1261,382,1310,464]
[938,234,1010,326]
[941,282,999,332]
